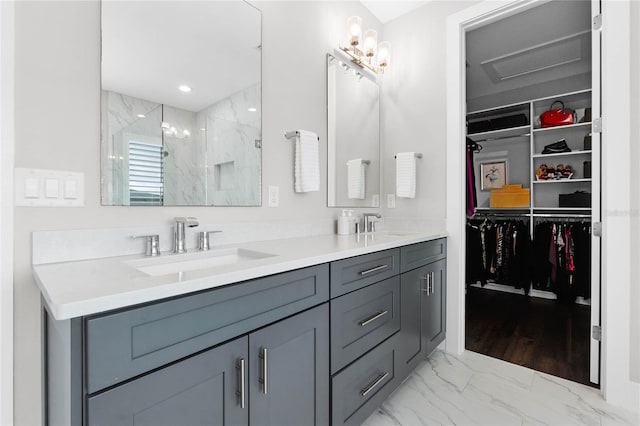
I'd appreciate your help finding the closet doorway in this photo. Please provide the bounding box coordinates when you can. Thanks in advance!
[462,0,601,387]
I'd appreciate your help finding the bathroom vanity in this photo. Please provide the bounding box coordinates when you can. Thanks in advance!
[35,232,446,426]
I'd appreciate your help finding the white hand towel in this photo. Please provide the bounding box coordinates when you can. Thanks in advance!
[346,159,365,199]
[294,130,320,192]
[396,152,416,198]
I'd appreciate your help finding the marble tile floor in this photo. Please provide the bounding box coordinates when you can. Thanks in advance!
[362,350,639,426]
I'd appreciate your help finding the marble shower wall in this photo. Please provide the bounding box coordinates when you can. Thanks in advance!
[198,84,261,206]
[162,105,206,205]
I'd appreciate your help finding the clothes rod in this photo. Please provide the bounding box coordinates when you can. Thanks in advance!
[394,153,423,159]
[284,130,319,141]
[533,213,592,218]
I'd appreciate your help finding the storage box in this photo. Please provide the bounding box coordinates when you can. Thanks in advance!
[490,184,530,208]
[559,191,591,207]
[583,161,592,178]
[468,113,528,134]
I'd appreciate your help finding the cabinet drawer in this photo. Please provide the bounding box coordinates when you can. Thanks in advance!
[400,238,446,273]
[86,264,329,393]
[330,248,399,297]
[331,335,398,426]
[330,276,400,373]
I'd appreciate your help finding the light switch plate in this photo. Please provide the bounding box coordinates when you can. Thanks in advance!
[268,185,279,207]
[15,168,84,207]
[387,194,396,208]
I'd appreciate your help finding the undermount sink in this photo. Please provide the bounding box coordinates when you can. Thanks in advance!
[127,248,277,277]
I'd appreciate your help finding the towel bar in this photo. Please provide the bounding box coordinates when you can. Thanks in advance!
[285,130,320,141]
[394,153,423,159]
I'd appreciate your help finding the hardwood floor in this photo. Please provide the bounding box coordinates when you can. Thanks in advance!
[465,286,594,387]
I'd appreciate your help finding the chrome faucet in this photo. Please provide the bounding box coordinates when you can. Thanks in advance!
[363,213,382,233]
[173,217,199,254]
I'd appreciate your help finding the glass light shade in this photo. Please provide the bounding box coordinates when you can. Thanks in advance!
[378,41,391,69]
[347,16,362,47]
[363,29,377,59]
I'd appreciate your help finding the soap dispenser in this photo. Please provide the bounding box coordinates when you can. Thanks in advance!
[337,210,352,235]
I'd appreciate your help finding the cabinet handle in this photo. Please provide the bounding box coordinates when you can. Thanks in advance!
[358,310,389,327]
[421,274,430,295]
[236,358,246,408]
[259,347,268,394]
[430,272,435,295]
[359,264,389,276]
[360,372,389,397]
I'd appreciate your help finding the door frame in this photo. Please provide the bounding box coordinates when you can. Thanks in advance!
[446,0,639,410]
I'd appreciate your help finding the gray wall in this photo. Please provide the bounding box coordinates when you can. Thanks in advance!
[380,1,476,219]
[12,2,381,424]
[631,0,640,384]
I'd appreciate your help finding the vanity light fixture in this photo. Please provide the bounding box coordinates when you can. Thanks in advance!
[178,85,192,93]
[340,16,390,74]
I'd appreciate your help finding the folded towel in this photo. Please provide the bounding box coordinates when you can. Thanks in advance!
[396,152,416,198]
[346,159,365,199]
[294,130,320,192]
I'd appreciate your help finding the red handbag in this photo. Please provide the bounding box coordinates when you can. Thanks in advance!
[540,100,575,128]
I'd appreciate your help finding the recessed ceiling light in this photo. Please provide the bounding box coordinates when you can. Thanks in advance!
[178,85,192,93]
[248,107,257,112]
[137,114,145,118]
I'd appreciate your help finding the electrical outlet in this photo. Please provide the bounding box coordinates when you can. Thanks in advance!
[268,185,279,207]
[372,194,380,207]
[387,194,396,208]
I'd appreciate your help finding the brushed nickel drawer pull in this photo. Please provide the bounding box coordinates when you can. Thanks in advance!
[259,347,268,394]
[430,272,435,295]
[360,372,389,397]
[359,264,389,276]
[358,310,389,327]
[236,358,246,408]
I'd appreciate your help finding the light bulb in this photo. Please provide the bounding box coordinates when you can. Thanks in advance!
[378,41,391,69]
[363,29,377,60]
[178,85,192,93]
[347,16,362,47]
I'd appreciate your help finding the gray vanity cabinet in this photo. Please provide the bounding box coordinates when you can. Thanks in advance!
[249,303,329,426]
[87,337,248,426]
[398,240,447,380]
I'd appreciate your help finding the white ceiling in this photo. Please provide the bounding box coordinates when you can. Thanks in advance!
[360,1,431,24]
[101,1,261,112]
[466,0,592,108]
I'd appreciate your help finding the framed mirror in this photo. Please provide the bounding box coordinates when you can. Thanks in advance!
[101,1,262,206]
[327,53,380,208]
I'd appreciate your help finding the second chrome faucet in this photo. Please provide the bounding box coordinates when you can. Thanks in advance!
[173,216,199,254]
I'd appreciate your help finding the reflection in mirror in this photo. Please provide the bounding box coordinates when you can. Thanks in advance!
[327,54,380,208]
[101,1,262,206]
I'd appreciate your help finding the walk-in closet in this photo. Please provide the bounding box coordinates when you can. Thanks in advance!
[463,0,600,387]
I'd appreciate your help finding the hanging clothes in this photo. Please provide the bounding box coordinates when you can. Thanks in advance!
[466,218,531,292]
[466,138,480,217]
[532,221,591,302]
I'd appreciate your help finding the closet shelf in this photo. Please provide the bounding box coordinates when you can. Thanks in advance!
[532,150,592,158]
[532,122,592,134]
[533,207,592,212]
[466,125,530,142]
[532,178,591,184]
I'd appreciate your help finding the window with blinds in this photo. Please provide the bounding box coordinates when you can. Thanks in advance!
[128,141,164,205]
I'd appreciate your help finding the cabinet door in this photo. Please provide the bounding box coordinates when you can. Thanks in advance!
[87,336,248,426]
[424,259,446,356]
[397,265,427,380]
[249,303,329,426]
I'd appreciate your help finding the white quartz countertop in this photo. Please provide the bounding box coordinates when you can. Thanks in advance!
[34,230,446,320]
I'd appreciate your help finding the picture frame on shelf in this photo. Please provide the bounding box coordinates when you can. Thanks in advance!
[480,160,507,191]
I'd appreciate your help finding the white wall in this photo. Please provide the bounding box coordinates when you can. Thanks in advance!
[630,0,640,385]
[12,2,381,424]
[380,0,477,220]
[0,1,15,424]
